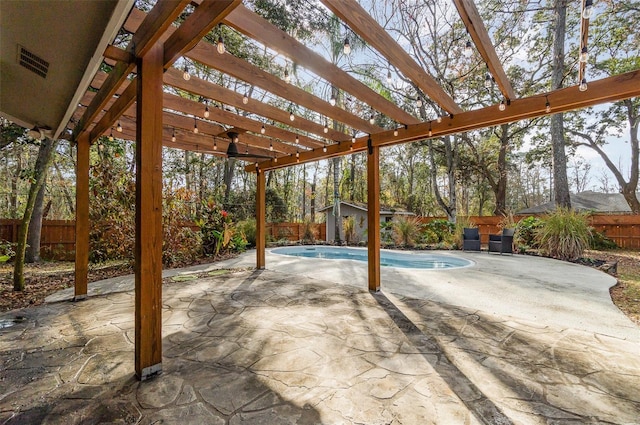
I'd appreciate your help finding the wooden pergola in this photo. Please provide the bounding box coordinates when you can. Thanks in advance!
[6,0,639,380]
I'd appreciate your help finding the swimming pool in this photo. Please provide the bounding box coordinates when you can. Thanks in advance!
[271,246,473,269]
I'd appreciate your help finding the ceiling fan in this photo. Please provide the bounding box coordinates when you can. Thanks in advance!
[225,131,273,159]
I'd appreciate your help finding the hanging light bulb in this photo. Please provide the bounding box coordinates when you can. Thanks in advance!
[499,99,506,111]
[273,156,278,163]
[204,104,210,118]
[260,124,266,135]
[242,92,249,104]
[193,118,198,133]
[296,150,300,158]
[428,122,433,137]
[545,96,551,113]
[183,64,191,81]
[329,96,336,107]
[324,123,329,134]
[289,111,295,121]
[464,40,473,58]
[171,128,176,142]
[323,144,327,153]
[269,141,273,151]
[387,69,392,84]
[579,78,588,92]
[216,35,225,54]
[213,139,217,150]
[436,116,442,123]
[393,127,398,137]
[484,73,492,88]
[579,46,589,63]
[295,135,299,144]
[284,68,291,84]
[582,0,593,19]
[416,97,423,108]
[343,37,351,55]
[352,134,356,144]
[116,121,122,132]
[108,129,114,142]
[369,113,375,125]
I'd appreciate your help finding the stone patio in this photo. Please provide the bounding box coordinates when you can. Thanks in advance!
[1,268,639,424]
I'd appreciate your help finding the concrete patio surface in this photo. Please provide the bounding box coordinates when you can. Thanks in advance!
[1,253,639,424]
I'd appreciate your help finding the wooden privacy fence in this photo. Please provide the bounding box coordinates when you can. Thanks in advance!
[418,215,640,249]
[1,214,637,260]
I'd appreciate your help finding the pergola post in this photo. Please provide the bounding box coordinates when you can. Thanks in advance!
[74,132,90,300]
[367,139,380,292]
[135,42,164,381]
[256,168,266,269]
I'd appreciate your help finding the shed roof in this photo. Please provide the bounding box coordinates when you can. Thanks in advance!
[318,201,414,216]
[517,191,636,214]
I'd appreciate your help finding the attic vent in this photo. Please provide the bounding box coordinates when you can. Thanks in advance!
[18,46,49,78]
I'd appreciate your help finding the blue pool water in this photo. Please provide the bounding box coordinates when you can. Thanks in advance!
[271,246,473,270]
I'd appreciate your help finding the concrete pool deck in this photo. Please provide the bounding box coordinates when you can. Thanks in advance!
[1,250,639,424]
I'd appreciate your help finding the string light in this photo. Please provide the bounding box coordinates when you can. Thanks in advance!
[436,116,442,123]
[499,99,506,111]
[343,37,351,55]
[182,64,191,81]
[428,122,432,137]
[116,121,122,132]
[216,35,225,54]
[284,68,291,84]
[289,111,295,121]
[582,0,593,19]
[369,112,375,125]
[193,117,198,133]
[393,127,398,137]
[329,96,336,107]
[204,104,210,118]
[295,135,299,144]
[545,96,551,113]
[484,73,492,88]
[323,143,327,153]
[416,97,423,108]
[464,40,473,58]
[213,138,217,150]
[108,129,114,141]
[269,141,273,151]
[273,155,278,163]
[242,92,249,104]
[579,47,589,63]
[579,78,588,92]
[171,128,176,142]
[324,122,329,133]
[387,69,392,84]
[260,124,266,134]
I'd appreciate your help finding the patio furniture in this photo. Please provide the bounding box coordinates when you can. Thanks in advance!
[488,228,515,254]
[462,228,481,251]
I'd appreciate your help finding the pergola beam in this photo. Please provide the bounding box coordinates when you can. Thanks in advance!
[322,0,462,115]
[223,4,421,126]
[453,0,516,101]
[249,69,640,172]
[73,0,190,140]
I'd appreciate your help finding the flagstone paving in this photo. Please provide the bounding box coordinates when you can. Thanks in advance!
[1,269,639,424]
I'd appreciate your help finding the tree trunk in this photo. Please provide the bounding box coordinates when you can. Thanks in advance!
[550,0,571,208]
[25,181,46,263]
[493,124,509,215]
[13,138,57,291]
[10,143,22,218]
[428,139,455,221]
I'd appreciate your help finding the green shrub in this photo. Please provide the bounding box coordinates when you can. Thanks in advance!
[0,239,15,263]
[392,215,422,247]
[590,229,618,250]
[424,219,455,243]
[236,219,257,247]
[515,216,544,250]
[535,208,592,261]
[196,198,232,256]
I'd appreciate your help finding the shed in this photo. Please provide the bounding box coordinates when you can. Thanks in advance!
[318,201,414,242]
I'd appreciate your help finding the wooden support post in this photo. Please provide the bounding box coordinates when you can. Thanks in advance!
[74,133,90,300]
[135,42,164,381]
[367,139,380,292]
[256,168,266,269]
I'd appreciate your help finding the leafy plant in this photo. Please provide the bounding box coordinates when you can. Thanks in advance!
[343,216,356,244]
[535,208,592,261]
[590,229,618,250]
[236,219,257,247]
[0,239,15,263]
[515,216,544,250]
[392,215,422,247]
[424,219,455,244]
[196,198,232,256]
